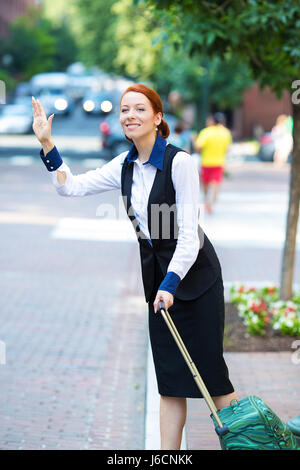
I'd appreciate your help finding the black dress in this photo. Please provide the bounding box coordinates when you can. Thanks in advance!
[148,257,235,398]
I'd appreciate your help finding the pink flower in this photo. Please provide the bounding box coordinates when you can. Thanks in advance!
[260,301,267,311]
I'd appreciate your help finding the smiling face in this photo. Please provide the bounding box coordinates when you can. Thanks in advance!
[120,91,162,141]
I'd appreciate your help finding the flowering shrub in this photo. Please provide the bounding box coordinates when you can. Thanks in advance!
[270,301,300,336]
[229,284,300,336]
[230,285,259,306]
[260,286,280,304]
[292,292,300,305]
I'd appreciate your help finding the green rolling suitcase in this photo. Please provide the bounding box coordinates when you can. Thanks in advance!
[158,301,299,450]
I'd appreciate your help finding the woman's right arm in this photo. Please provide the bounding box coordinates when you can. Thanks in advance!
[32,96,123,196]
[41,144,124,196]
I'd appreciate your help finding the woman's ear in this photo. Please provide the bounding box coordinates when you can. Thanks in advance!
[155,112,162,127]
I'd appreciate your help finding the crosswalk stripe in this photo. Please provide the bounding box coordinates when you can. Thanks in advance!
[9,156,35,166]
[51,218,137,242]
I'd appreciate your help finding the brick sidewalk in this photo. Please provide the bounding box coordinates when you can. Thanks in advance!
[185,352,300,450]
[0,219,148,450]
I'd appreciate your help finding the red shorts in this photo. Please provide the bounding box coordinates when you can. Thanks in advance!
[201,166,223,184]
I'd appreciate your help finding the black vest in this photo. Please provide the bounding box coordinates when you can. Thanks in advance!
[121,143,222,302]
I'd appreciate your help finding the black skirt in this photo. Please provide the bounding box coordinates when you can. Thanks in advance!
[148,258,235,398]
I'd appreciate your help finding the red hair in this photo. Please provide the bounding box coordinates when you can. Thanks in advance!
[120,83,170,142]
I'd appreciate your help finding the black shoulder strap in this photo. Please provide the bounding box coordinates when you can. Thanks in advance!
[164,142,182,159]
[162,142,185,174]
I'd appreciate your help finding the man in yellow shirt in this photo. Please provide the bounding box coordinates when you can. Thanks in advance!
[195,113,232,214]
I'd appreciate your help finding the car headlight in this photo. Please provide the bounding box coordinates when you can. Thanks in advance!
[54,98,68,111]
[83,100,95,112]
[100,100,113,113]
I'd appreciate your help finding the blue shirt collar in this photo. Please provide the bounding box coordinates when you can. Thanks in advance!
[125,133,167,170]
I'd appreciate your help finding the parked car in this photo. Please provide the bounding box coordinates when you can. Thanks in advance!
[82,90,118,116]
[0,104,33,134]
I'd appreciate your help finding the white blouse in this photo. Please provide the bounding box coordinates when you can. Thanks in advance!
[49,144,201,281]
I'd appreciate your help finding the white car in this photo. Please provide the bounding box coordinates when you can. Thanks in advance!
[0,104,33,134]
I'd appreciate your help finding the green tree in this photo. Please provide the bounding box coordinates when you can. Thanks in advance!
[145,0,300,300]
[112,0,164,80]
[112,0,253,126]
[74,0,252,121]
[49,19,79,71]
[75,0,122,73]
[152,49,253,128]
[0,6,79,82]
[0,6,56,80]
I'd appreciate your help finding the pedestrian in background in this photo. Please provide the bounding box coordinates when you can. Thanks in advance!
[271,114,293,166]
[168,122,189,151]
[195,112,232,214]
[32,85,238,450]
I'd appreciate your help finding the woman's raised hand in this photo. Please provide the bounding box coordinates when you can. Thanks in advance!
[32,96,54,144]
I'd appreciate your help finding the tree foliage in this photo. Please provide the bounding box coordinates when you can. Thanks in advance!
[142,0,300,96]
[0,6,78,81]
[75,0,253,113]
[75,0,122,74]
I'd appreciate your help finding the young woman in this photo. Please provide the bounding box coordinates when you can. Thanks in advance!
[32,84,239,450]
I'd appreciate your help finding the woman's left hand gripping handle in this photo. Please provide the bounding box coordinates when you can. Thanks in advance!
[154,290,174,313]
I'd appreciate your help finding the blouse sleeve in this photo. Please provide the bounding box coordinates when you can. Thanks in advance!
[40,145,127,196]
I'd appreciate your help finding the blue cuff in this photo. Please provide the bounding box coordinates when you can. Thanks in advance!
[158,271,181,296]
[40,145,63,172]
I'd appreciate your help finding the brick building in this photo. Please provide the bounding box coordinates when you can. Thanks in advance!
[0,0,40,36]
[233,82,292,139]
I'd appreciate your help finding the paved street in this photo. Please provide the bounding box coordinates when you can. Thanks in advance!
[0,150,299,450]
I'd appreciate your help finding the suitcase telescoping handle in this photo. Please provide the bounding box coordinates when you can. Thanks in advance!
[158,301,229,437]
